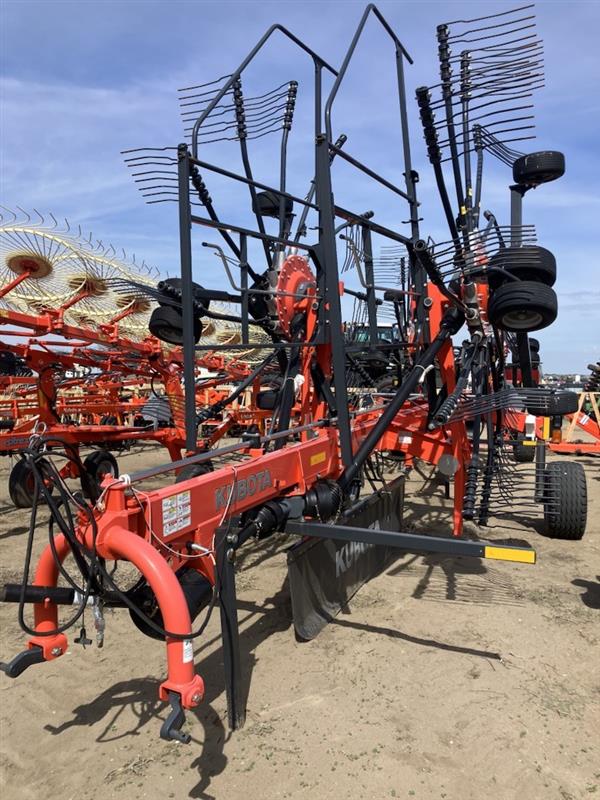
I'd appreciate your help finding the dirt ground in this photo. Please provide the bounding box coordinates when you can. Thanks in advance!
[0,445,598,800]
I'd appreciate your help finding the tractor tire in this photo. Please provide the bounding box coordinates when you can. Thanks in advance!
[525,390,579,417]
[488,281,557,332]
[8,457,54,508]
[543,461,587,540]
[149,305,202,345]
[513,151,565,187]
[100,414,118,425]
[175,463,213,484]
[513,441,536,463]
[83,450,119,497]
[488,246,556,289]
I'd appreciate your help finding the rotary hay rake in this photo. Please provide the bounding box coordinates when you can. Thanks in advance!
[0,210,271,506]
[0,3,588,747]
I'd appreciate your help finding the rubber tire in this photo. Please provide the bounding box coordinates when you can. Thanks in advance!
[488,281,557,332]
[100,414,118,425]
[8,457,54,508]
[375,374,400,392]
[513,151,565,187]
[525,390,579,416]
[149,305,202,345]
[83,450,119,496]
[175,463,212,484]
[529,337,540,353]
[513,441,536,463]
[543,461,587,540]
[488,246,556,289]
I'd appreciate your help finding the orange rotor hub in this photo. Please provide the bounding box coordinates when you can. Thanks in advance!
[275,255,316,340]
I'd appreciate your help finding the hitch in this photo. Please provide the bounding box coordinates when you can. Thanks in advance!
[160,691,191,744]
[0,645,45,678]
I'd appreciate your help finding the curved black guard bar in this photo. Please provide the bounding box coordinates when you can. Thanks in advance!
[191,24,338,158]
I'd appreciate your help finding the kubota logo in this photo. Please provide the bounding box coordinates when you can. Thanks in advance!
[215,469,273,510]
[335,521,381,577]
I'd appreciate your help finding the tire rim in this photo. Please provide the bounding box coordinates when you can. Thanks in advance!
[502,309,543,330]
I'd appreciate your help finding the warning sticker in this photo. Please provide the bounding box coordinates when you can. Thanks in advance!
[183,639,194,663]
[162,490,191,537]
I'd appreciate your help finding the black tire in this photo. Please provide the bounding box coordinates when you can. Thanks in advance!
[8,457,54,508]
[543,461,587,540]
[513,151,565,187]
[488,246,556,289]
[175,463,212,484]
[375,374,400,392]
[513,441,536,463]
[488,281,557,332]
[83,450,119,497]
[100,414,118,426]
[149,305,202,345]
[529,337,540,353]
[525,390,579,417]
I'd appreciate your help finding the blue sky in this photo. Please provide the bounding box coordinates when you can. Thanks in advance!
[1,0,599,373]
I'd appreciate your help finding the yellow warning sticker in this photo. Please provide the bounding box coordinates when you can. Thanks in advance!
[310,451,327,467]
[484,546,536,564]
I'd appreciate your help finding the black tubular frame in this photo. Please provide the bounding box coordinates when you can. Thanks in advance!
[175,4,421,460]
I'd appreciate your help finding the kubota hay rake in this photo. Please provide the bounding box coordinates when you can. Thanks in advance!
[0,210,277,505]
[0,4,588,746]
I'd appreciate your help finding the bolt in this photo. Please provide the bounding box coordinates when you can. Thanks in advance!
[51,647,62,656]
[191,693,202,704]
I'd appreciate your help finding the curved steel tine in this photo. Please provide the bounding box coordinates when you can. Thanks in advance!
[2,206,17,224]
[32,208,45,226]
[16,206,31,223]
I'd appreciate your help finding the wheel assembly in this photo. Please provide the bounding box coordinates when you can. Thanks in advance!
[8,457,54,508]
[149,305,203,345]
[488,245,556,289]
[82,449,119,496]
[513,441,536,463]
[488,281,558,332]
[512,151,565,187]
[543,461,587,540]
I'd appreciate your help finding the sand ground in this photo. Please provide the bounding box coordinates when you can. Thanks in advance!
[0,445,598,800]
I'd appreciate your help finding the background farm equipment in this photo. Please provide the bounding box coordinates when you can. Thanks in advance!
[0,3,588,751]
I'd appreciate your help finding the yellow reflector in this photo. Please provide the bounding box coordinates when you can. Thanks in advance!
[484,546,536,564]
[310,451,327,467]
[542,417,550,439]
